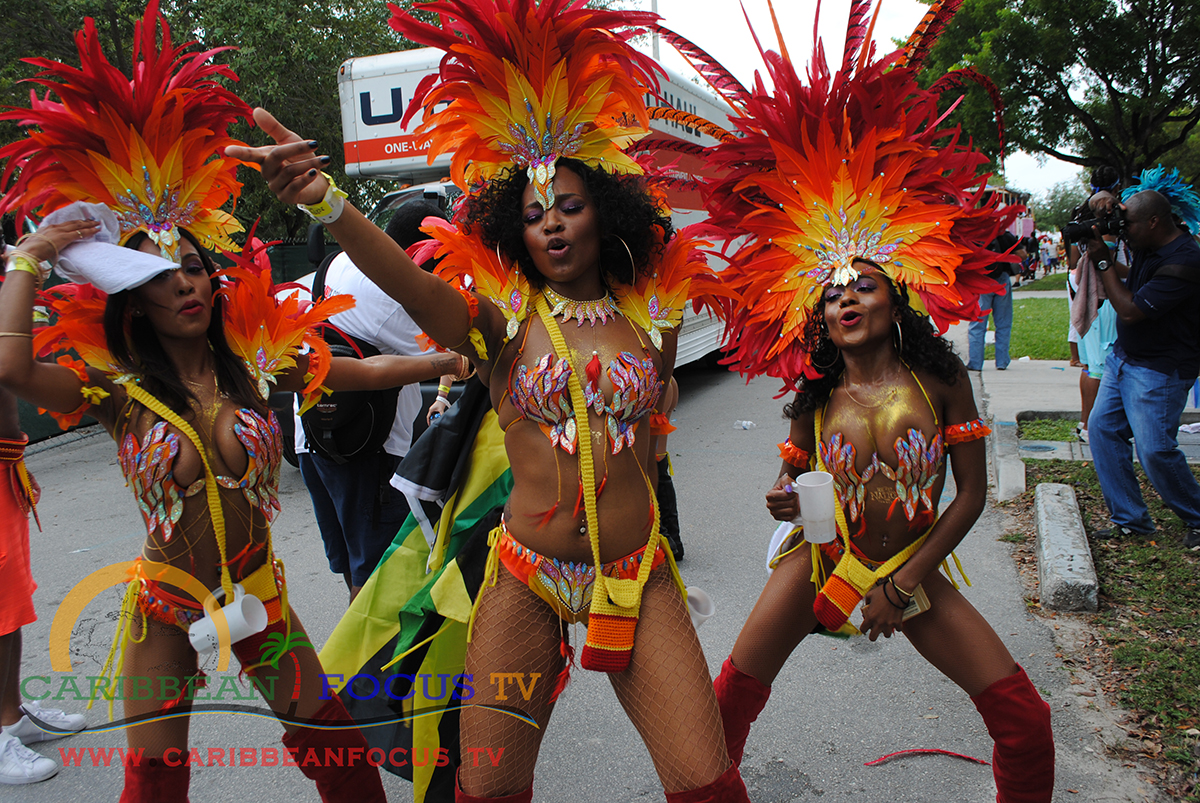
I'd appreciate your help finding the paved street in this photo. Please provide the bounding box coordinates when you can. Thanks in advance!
[8,335,1156,801]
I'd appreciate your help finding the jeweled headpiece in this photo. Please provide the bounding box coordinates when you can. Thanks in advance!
[661,0,1017,388]
[1122,166,1200,232]
[390,0,661,209]
[0,1,251,262]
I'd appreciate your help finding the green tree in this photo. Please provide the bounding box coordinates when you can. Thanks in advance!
[918,0,1200,186]
[1,0,418,240]
[1030,174,1090,231]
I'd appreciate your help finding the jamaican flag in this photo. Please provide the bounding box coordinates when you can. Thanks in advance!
[319,377,512,802]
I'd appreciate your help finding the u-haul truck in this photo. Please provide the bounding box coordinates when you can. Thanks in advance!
[337,48,734,367]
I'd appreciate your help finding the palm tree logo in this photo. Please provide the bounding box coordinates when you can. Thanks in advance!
[258,630,314,669]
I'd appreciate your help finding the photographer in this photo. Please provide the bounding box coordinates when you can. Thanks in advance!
[966,228,1026,371]
[1083,185,1200,549]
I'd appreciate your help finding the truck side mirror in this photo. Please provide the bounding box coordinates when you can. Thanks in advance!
[306,223,326,268]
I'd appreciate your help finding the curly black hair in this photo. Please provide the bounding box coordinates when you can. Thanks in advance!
[459,158,673,288]
[784,270,964,418]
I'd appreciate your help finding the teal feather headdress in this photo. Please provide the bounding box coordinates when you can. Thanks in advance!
[1122,166,1200,232]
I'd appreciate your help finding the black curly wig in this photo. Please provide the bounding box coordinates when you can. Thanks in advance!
[784,267,964,418]
[459,158,673,288]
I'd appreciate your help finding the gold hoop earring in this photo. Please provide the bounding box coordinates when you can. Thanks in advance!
[894,321,903,357]
[495,242,504,265]
[812,328,841,370]
[614,235,635,273]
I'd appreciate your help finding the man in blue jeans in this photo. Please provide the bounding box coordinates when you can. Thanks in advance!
[1085,189,1200,549]
[967,230,1024,371]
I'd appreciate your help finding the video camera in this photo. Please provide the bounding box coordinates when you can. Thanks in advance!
[1061,206,1125,244]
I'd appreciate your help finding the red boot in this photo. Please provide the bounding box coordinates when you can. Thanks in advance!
[712,656,771,766]
[971,666,1054,803]
[664,762,751,803]
[280,696,387,803]
[455,770,533,802]
[118,754,190,803]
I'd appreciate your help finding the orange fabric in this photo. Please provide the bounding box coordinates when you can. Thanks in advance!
[649,412,677,437]
[496,527,666,624]
[944,418,991,445]
[0,463,37,635]
[778,437,811,468]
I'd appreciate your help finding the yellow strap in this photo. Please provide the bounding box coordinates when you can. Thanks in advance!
[90,580,144,720]
[908,367,939,427]
[535,295,662,611]
[126,384,234,602]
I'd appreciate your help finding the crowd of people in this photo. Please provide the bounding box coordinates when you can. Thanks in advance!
[36,0,1200,799]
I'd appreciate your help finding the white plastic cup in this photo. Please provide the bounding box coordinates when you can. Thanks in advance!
[686,587,715,629]
[796,471,837,544]
[187,584,269,655]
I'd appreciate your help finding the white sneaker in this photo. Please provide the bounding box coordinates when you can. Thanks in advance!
[3,702,86,745]
[1080,429,1089,443]
[0,731,58,785]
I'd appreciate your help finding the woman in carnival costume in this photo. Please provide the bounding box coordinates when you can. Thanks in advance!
[0,5,454,800]
[654,2,1055,800]
[230,1,750,800]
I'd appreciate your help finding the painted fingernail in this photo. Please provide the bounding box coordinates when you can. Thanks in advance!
[319,155,331,165]
[783,484,793,494]
[307,169,317,176]
[307,141,318,149]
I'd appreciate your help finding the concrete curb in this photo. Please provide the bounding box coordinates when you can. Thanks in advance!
[1034,483,1099,611]
[993,422,1025,502]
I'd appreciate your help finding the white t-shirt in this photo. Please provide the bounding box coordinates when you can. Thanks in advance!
[293,252,432,458]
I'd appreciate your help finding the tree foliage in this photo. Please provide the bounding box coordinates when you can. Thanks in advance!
[1,0,419,240]
[919,0,1200,187]
[1030,174,1091,231]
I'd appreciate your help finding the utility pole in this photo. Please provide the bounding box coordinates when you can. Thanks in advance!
[651,0,659,60]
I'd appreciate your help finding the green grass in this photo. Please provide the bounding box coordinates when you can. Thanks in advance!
[984,297,1071,360]
[1018,418,1079,441]
[1025,459,1200,797]
[1015,272,1068,291]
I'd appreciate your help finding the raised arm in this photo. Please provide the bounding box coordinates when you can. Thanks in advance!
[225,109,507,364]
[0,221,114,418]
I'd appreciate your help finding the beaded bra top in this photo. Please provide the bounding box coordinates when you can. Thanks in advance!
[508,350,663,456]
[818,371,951,536]
[117,407,282,543]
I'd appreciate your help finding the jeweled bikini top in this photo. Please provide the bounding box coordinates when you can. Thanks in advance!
[508,351,662,456]
[118,406,282,543]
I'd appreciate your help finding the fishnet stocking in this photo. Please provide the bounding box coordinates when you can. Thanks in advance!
[459,566,567,797]
[608,566,730,794]
[121,614,198,756]
[729,546,822,686]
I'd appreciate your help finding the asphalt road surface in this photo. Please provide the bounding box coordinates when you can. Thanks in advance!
[9,361,1150,802]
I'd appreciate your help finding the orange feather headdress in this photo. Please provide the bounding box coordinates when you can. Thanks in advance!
[660,0,1017,389]
[391,0,662,209]
[390,0,735,351]
[0,0,252,262]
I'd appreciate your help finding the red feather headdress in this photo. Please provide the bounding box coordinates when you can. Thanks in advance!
[0,0,252,261]
[661,0,1017,390]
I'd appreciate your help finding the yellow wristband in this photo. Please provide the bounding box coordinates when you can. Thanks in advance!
[437,384,451,394]
[299,173,349,224]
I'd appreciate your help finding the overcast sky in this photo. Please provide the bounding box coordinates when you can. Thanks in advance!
[637,0,1084,198]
